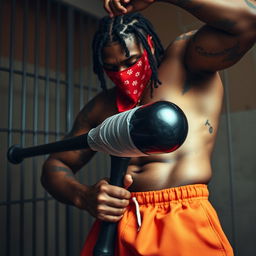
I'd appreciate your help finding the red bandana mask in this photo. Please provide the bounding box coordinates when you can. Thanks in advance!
[105,38,153,112]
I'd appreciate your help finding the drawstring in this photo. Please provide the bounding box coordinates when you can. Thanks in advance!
[132,197,141,231]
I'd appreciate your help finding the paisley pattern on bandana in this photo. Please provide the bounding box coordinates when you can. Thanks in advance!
[105,49,152,112]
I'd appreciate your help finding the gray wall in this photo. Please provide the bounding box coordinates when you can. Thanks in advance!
[210,107,256,256]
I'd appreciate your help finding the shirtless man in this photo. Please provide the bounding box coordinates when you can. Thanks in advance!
[41,0,256,255]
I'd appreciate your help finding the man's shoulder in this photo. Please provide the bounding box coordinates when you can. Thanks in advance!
[85,87,118,126]
[164,30,198,59]
[93,87,116,110]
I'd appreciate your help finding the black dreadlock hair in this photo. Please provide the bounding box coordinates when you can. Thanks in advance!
[92,13,165,93]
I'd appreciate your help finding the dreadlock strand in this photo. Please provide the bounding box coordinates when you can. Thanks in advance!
[113,24,130,57]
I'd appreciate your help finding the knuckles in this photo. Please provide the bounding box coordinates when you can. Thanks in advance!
[99,183,108,193]
[121,199,129,207]
[97,194,106,204]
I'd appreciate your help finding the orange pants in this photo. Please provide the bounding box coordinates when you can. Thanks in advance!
[81,184,234,256]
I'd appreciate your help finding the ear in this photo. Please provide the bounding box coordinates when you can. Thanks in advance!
[147,35,155,54]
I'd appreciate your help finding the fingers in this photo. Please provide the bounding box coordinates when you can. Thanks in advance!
[91,179,131,222]
[104,0,128,17]
[96,201,127,222]
[104,0,114,17]
[99,182,131,200]
[95,192,130,222]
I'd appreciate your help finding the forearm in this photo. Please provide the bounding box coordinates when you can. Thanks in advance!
[41,160,89,206]
[160,0,256,34]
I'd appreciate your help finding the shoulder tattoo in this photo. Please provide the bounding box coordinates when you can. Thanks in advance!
[244,0,256,10]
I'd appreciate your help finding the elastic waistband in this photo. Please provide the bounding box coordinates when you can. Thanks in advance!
[130,184,209,204]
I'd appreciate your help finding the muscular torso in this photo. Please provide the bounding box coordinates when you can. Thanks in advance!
[94,36,224,192]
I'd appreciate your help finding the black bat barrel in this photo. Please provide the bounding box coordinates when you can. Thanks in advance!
[7,133,89,164]
[130,101,188,154]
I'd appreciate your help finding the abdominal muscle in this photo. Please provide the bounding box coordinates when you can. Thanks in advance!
[126,147,213,192]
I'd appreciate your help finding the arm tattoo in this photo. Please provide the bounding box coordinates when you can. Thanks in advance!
[195,42,242,63]
[205,120,214,134]
[47,166,75,179]
[223,43,243,62]
[244,0,256,10]
[211,19,237,31]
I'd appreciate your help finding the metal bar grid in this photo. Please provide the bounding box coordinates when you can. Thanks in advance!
[55,2,62,255]
[6,1,16,255]
[19,0,29,254]
[0,66,98,91]
[0,128,65,136]
[43,1,51,255]
[32,1,40,254]
[78,12,85,249]
[0,196,54,206]
[0,0,3,67]
[1,1,101,255]
[66,6,74,255]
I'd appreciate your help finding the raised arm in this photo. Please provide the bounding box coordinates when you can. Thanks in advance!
[166,0,256,72]
[105,0,256,72]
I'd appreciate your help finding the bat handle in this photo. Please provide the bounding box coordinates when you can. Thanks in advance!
[93,156,130,256]
[7,133,89,164]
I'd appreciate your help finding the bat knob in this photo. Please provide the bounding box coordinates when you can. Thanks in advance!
[7,145,23,164]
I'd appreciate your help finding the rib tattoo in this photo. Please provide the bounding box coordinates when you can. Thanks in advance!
[205,120,214,134]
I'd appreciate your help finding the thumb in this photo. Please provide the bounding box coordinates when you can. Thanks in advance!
[124,174,133,189]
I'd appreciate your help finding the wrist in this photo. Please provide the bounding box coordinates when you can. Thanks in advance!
[72,183,90,210]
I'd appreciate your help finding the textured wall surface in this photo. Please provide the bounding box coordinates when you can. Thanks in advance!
[210,109,256,255]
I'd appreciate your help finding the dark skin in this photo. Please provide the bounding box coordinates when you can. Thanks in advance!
[41,0,256,223]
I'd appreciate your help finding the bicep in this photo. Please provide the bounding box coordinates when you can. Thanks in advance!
[184,25,255,73]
